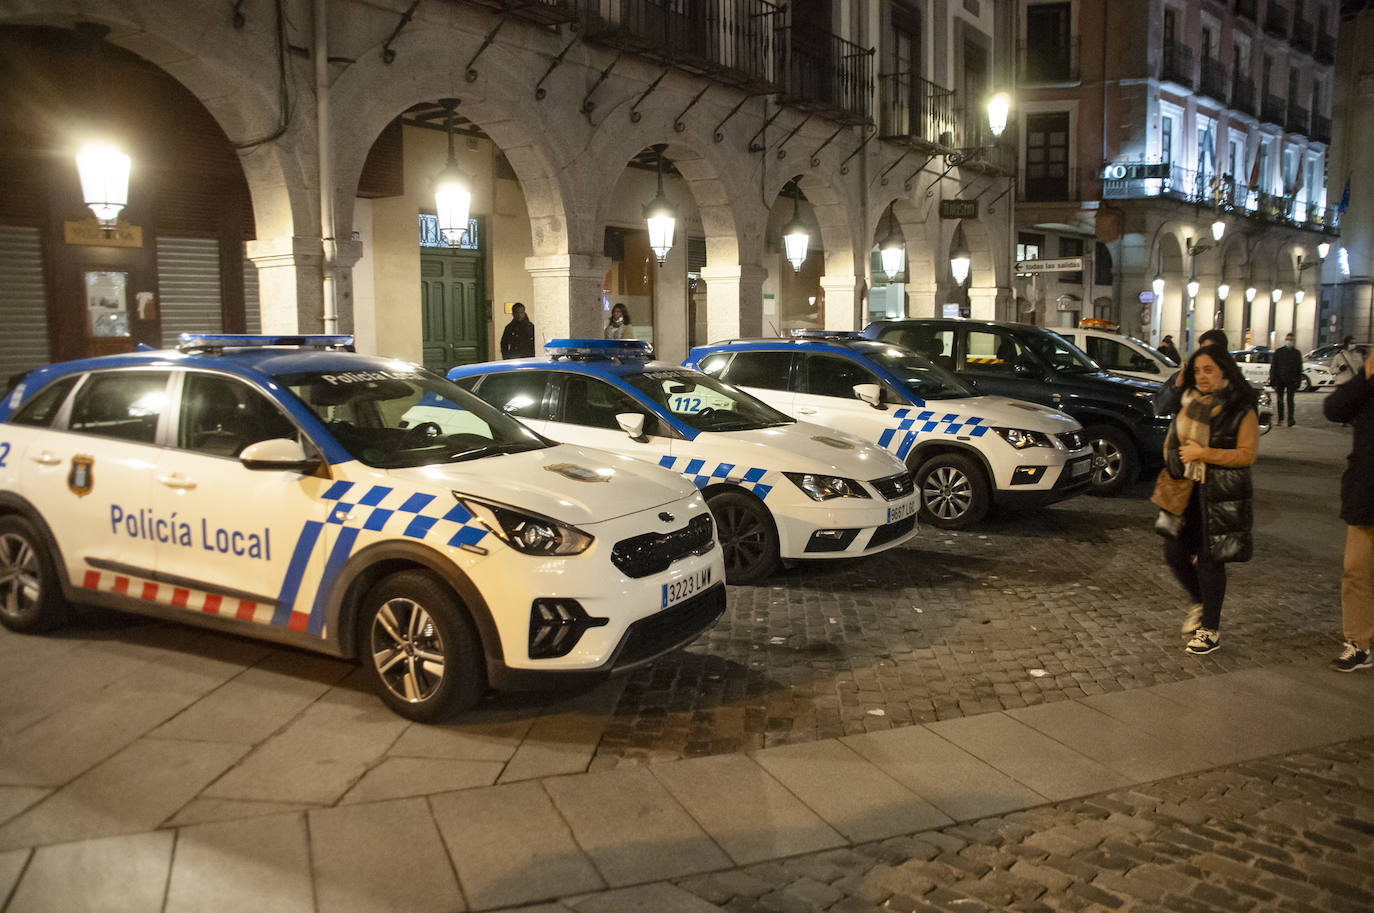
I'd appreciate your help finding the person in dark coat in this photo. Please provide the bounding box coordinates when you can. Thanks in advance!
[1157,335,1181,364]
[1322,355,1374,671]
[1269,332,1303,426]
[499,302,535,359]
[1150,344,1259,655]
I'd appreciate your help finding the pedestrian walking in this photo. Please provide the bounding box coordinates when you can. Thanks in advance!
[1154,329,1229,417]
[1157,335,1181,364]
[1151,344,1259,655]
[499,302,535,359]
[605,303,635,340]
[1330,336,1365,386]
[1322,354,1374,672]
[1269,332,1302,426]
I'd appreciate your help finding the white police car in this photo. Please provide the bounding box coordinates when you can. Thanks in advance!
[449,340,918,585]
[0,335,725,722]
[685,334,1093,529]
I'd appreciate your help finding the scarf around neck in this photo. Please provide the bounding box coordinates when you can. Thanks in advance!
[1170,381,1229,483]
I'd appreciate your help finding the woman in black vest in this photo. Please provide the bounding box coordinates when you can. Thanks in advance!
[1150,344,1258,654]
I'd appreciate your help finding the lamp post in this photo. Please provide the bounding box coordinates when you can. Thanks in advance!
[432,99,473,246]
[782,191,810,273]
[643,144,677,266]
[1216,282,1230,329]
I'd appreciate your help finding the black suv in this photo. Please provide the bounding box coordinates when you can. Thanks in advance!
[863,319,1170,495]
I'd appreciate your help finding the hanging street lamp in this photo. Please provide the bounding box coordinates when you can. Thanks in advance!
[782,190,810,273]
[1210,219,1225,242]
[987,93,1010,139]
[949,223,971,286]
[76,143,131,229]
[878,204,905,281]
[433,99,473,246]
[1152,275,1166,300]
[643,144,678,266]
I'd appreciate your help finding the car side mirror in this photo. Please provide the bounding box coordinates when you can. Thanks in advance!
[1013,358,1042,378]
[240,438,320,473]
[853,383,885,409]
[616,412,647,440]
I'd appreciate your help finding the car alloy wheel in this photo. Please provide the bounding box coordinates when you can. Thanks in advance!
[371,596,447,705]
[923,466,973,521]
[707,489,779,585]
[1090,437,1123,486]
[0,532,41,622]
[0,516,70,633]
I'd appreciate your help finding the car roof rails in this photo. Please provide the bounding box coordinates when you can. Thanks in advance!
[177,334,356,354]
[544,338,653,362]
[787,329,864,341]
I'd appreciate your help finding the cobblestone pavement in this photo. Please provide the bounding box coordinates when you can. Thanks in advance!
[591,395,1348,765]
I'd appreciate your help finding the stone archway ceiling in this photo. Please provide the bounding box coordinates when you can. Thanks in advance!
[401,102,491,140]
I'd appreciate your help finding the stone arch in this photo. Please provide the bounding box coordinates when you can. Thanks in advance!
[887,194,937,317]
[0,5,311,245]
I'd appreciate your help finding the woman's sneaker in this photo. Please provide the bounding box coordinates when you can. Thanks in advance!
[1186,628,1220,655]
[1331,641,1372,673]
[1181,603,1204,635]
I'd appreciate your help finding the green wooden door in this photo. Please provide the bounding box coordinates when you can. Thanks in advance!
[420,248,485,374]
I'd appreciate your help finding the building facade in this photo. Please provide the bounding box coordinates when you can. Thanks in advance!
[0,0,1024,376]
[1012,0,1339,354]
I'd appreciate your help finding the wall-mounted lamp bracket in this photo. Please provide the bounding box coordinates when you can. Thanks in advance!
[748,104,786,152]
[464,14,510,82]
[838,128,876,174]
[774,115,811,159]
[381,0,421,64]
[580,51,624,118]
[809,124,846,167]
[535,34,580,100]
[630,68,671,122]
[713,93,755,142]
[674,84,710,133]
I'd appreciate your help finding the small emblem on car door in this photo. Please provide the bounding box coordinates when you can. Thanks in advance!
[68,455,94,497]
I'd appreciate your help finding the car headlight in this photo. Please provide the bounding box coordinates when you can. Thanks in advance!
[992,427,1055,449]
[454,494,593,555]
[783,472,872,501]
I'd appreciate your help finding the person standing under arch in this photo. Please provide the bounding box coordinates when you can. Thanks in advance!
[605,303,635,340]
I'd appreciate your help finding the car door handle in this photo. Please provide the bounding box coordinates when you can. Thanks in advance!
[158,475,197,490]
[30,451,60,466]
[797,407,818,415]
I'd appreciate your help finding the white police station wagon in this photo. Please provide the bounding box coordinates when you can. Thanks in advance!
[686,334,1093,529]
[0,335,725,722]
[449,340,918,584]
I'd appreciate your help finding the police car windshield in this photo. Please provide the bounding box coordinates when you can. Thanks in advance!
[862,346,975,400]
[276,368,549,468]
[1029,332,1100,375]
[624,371,794,432]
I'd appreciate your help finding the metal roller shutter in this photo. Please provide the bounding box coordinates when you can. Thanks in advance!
[0,225,51,378]
[157,236,223,347]
[243,249,261,333]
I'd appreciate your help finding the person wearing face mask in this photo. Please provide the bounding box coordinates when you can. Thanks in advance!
[1268,333,1302,427]
[1331,335,1365,386]
[1150,344,1259,655]
[605,303,635,340]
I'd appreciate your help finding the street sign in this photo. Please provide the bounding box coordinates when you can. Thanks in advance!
[939,199,979,219]
[1014,257,1083,273]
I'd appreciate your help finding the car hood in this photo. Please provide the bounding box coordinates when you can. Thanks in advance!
[694,422,909,479]
[381,444,697,525]
[909,395,1083,433]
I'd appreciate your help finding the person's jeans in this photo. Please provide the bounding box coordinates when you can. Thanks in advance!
[1274,383,1298,423]
[1342,525,1374,649]
[1163,489,1227,630]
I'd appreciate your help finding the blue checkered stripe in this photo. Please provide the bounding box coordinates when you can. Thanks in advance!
[656,455,773,499]
[319,481,490,549]
[876,408,989,460]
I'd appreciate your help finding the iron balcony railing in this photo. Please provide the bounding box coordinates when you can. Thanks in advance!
[774,16,874,124]
[1286,103,1309,135]
[1200,57,1229,102]
[1265,1,1289,38]
[1312,113,1332,143]
[1162,40,1194,88]
[1232,74,1258,115]
[1100,163,1340,235]
[1316,30,1336,64]
[458,0,579,26]
[1261,93,1287,125]
[574,0,783,93]
[877,72,958,145]
[1016,37,1080,83]
[1236,0,1258,19]
[1292,17,1314,51]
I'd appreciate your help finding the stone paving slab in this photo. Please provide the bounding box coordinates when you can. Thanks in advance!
[650,752,845,864]
[5,830,173,913]
[164,812,314,913]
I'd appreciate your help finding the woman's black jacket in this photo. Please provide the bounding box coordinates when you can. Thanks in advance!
[1166,391,1255,562]
[1323,371,1374,526]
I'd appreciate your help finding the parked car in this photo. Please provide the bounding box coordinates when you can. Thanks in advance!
[861,319,1171,496]
[0,335,726,722]
[1053,326,1177,383]
[683,333,1091,529]
[1232,347,1335,392]
[450,339,918,583]
[1305,342,1369,367]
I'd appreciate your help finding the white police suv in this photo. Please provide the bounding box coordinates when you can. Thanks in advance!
[685,334,1093,529]
[449,340,918,585]
[0,335,725,722]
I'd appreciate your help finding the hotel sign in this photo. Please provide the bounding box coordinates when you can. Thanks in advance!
[1101,162,1170,180]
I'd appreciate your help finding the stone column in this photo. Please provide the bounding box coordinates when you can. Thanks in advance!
[967,286,998,320]
[1189,274,1218,353]
[324,237,364,336]
[905,276,939,317]
[524,253,611,341]
[245,237,325,334]
[653,240,689,363]
[1273,295,1296,343]
[1220,287,1244,344]
[1159,282,1185,352]
[821,275,865,331]
[1295,287,1319,351]
[701,264,768,340]
[1251,292,1273,348]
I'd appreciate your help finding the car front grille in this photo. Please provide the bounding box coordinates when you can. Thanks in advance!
[612,583,726,669]
[1058,430,1086,451]
[610,513,715,579]
[870,472,915,501]
[868,515,916,549]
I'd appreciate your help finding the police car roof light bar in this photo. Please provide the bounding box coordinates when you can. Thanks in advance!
[177,334,356,354]
[544,338,654,361]
[788,329,864,341]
